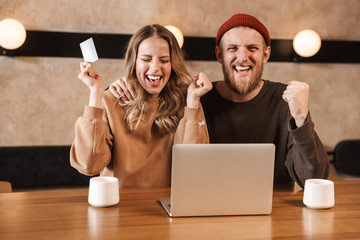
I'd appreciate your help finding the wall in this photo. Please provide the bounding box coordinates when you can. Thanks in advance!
[0,0,359,151]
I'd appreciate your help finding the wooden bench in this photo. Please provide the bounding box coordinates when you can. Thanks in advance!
[0,181,12,193]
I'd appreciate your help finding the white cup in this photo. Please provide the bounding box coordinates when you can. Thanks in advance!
[303,179,335,209]
[88,176,119,207]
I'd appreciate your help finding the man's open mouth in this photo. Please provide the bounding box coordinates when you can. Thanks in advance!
[234,65,251,72]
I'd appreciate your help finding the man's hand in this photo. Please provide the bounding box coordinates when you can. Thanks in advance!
[282,81,309,128]
[108,77,136,103]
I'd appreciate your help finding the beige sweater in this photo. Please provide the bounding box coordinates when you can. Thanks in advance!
[70,91,209,187]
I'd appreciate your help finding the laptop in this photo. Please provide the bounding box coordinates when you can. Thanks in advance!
[160,144,275,217]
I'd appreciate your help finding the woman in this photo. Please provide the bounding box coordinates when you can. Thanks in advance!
[70,24,212,187]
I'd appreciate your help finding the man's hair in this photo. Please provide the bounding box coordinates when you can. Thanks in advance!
[216,13,270,47]
[218,26,268,51]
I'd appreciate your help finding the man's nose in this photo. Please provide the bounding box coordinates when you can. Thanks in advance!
[237,48,248,62]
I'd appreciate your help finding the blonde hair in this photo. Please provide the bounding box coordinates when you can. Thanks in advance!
[122,24,191,135]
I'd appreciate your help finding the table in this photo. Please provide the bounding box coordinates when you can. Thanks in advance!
[1,178,360,240]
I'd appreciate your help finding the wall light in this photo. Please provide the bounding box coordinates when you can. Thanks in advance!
[165,25,184,48]
[0,18,27,50]
[293,29,321,58]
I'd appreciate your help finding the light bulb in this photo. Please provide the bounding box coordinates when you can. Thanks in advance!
[293,29,321,58]
[0,18,27,50]
[165,25,184,48]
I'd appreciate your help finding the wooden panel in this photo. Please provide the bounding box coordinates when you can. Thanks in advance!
[1,31,359,63]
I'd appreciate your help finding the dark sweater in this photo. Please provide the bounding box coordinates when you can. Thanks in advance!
[201,80,329,188]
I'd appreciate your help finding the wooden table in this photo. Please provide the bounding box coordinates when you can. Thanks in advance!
[1,178,359,240]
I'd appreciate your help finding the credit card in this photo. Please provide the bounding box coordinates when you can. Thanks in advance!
[80,37,99,63]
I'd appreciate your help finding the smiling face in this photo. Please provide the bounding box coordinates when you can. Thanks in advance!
[216,26,271,96]
[135,37,172,98]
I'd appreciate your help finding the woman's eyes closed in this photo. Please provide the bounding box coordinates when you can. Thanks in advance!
[140,58,169,63]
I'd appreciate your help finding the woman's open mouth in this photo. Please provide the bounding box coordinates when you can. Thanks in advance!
[146,75,162,87]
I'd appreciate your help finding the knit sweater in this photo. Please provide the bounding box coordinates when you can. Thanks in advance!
[201,80,329,188]
[70,90,209,187]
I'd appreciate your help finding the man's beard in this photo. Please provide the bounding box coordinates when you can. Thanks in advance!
[222,62,264,96]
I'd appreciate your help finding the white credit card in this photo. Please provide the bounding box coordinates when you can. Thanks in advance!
[80,37,99,63]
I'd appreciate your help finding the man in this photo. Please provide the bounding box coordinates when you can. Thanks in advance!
[201,13,329,188]
[109,13,329,188]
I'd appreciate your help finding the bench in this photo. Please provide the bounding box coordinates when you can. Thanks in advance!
[0,146,94,191]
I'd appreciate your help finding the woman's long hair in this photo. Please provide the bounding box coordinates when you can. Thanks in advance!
[122,24,191,135]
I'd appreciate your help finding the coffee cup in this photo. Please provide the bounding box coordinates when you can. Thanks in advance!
[88,176,119,207]
[303,179,335,209]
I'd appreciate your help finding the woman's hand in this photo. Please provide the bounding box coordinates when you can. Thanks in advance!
[78,62,104,108]
[78,62,104,92]
[187,72,213,109]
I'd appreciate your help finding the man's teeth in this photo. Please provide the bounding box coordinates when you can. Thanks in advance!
[147,76,161,82]
[235,66,250,71]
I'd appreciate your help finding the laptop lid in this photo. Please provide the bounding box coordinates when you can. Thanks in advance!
[160,144,275,217]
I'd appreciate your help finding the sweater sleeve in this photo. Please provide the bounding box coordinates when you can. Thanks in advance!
[284,114,329,188]
[70,105,113,176]
[174,104,209,144]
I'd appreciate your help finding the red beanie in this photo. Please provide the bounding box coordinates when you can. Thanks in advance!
[216,13,270,46]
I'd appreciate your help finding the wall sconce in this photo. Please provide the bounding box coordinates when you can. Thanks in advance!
[165,25,184,48]
[293,29,321,57]
[0,18,27,50]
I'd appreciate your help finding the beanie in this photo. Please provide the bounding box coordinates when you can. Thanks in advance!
[216,13,270,46]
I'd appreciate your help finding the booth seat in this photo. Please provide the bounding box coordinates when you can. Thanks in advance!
[332,139,360,176]
[0,146,94,191]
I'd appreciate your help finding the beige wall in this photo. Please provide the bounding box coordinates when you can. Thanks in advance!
[0,0,359,151]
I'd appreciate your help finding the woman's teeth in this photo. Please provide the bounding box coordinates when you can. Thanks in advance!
[146,75,162,87]
[147,76,161,82]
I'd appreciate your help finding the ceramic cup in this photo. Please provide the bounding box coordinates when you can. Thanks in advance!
[303,179,335,209]
[88,176,119,207]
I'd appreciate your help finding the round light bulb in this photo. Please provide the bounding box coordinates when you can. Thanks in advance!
[0,18,27,50]
[293,29,321,57]
[165,25,184,48]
